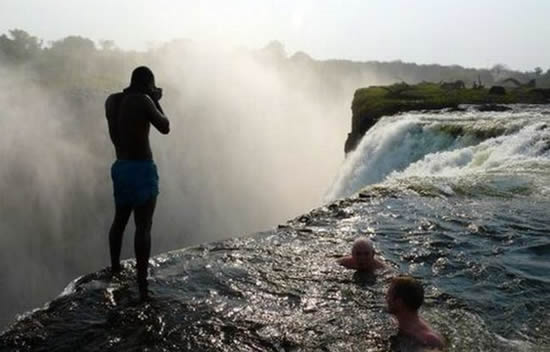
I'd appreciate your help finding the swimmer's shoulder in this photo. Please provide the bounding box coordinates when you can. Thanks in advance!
[421,330,445,350]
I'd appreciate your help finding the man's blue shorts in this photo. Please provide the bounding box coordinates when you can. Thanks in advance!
[111,160,159,207]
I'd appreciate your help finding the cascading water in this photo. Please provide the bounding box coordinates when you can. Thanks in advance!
[326,105,550,200]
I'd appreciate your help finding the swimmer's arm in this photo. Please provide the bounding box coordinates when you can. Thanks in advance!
[142,95,170,134]
[422,332,445,350]
[337,256,357,269]
[374,257,386,269]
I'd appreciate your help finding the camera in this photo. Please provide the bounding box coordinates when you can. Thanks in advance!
[149,87,163,101]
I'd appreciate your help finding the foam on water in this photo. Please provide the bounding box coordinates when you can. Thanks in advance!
[326,106,550,200]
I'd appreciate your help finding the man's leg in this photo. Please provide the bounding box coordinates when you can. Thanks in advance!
[109,204,133,273]
[134,196,157,299]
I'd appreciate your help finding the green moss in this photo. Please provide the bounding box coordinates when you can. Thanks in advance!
[355,84,546,115]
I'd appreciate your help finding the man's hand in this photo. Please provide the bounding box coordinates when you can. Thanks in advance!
[142,95,169,134]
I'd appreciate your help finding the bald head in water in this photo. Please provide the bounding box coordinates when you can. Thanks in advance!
[338,237,385,272]
[352,238,374,259]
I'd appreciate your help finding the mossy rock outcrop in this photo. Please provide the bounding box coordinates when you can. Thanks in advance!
[345,82,550,154]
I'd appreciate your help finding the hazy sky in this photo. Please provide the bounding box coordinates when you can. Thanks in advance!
[1,0,549,71]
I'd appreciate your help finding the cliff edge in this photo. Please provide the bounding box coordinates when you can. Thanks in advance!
[345,82,550,154]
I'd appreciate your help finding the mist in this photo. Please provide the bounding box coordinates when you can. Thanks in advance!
[151,43,351,245]
[0,40,363,327]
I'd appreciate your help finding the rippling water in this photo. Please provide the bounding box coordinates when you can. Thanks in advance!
[2,105,549,351]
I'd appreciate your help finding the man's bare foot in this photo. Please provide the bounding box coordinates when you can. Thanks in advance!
[109,264,124,280]
[138,279,150,302]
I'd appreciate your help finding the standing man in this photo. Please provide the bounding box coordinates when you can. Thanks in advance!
[105,66,170,300]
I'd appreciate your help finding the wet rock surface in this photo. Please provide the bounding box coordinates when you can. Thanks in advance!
[2,190,549,351]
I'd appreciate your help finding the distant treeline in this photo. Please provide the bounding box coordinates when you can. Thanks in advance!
[1,29,549,94]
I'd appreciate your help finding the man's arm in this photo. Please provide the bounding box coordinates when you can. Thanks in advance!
[374,257,386,269]
[142,95,170,134]
[105,94,121,145]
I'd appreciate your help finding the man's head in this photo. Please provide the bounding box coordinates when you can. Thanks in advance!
[386,276,424,314]
[130,66,156,92]
[351,238,375,267]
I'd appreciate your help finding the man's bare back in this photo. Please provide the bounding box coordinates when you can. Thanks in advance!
[105,92,169,160]
[396,315,445,349]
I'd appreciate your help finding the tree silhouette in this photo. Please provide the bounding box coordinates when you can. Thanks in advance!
[0,29,42,63]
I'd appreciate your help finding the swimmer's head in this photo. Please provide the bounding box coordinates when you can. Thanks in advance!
[386,276,424,314]
[351,238,375,260]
